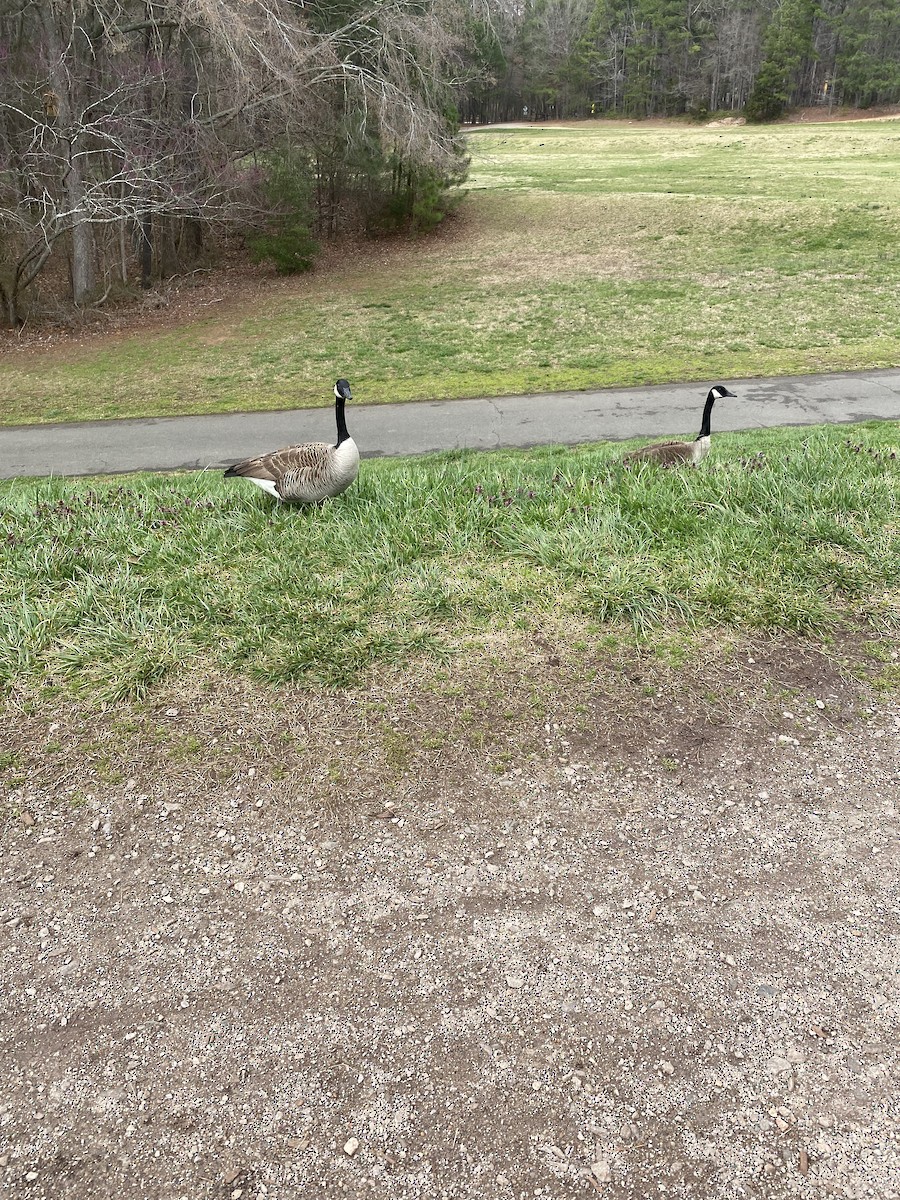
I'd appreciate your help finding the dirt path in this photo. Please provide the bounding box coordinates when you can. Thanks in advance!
[1,635,898,1199]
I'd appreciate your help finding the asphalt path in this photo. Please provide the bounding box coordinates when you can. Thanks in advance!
[1,368,898,479]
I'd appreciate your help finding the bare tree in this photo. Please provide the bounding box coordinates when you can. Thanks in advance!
[0,0,472,324]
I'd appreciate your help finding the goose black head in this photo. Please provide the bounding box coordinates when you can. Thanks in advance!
[335,378,352,401]
[696,383,736,442]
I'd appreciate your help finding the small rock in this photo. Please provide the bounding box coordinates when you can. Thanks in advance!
[799,1150,810,1175]
[659,1060,675,1076]
[767,1056,792,1074]
[344,1137,360,1157]
[223,1166,241,1185]
[21,812,35,828]
[590,1160,611,1183]
[506,975,524,989]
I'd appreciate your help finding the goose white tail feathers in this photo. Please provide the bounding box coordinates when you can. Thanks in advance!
[623,384,736,467]
[224,378,360,502]
[244,477,280,498]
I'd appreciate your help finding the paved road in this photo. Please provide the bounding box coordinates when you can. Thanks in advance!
[1,368,898,479]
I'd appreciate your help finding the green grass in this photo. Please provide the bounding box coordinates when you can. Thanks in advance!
[2,119,900,425]
[0,422,896,700]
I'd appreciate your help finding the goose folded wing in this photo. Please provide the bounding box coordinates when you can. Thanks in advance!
[226,442,330,483]
[624,440,689,465]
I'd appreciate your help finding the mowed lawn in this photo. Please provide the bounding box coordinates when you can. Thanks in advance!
[1,120,900,425]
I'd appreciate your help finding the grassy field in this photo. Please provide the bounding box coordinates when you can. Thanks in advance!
[0,422,896,700]
[1,120,900,426]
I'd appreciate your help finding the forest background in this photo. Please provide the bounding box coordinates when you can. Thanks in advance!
[1,0,899,328]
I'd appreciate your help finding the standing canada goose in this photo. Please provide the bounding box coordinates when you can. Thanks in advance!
[623,384,737,467]
[224,378,359,502]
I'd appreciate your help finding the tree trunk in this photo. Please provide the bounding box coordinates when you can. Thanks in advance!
[0,279,18,328]
[140,214,154,288]
[39,2,95,306]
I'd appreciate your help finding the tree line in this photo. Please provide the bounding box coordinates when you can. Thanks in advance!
[2,1,898,326]
[460,0,900,124]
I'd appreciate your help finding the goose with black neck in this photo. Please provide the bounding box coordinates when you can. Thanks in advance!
[224,378,360,502]
[623,384,737,467]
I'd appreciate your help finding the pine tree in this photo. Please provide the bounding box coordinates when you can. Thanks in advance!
[834,0,900,106]
[745,0,817,120]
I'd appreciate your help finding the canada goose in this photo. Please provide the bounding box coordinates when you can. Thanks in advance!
[623,384,737,467]
[224,379,359,502]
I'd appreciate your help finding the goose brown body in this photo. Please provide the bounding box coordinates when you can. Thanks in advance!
[224,379,359,502]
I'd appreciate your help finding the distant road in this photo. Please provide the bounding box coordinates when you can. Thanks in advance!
[1,369,898,480]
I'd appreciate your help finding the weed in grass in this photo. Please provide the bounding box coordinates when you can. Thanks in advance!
[0,422,896,699]
[382,729,412,772]
[860,640,900,692]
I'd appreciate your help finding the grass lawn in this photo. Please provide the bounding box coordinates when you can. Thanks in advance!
[1,120,900,426]
[1,422,896,701]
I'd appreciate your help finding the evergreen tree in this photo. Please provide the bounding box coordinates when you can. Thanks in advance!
[740,0,816,121]
[469,0,900,122]
[835,0,900,106]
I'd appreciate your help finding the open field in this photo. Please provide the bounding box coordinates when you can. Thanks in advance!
[1,119,900,425]
[0,422,897,702]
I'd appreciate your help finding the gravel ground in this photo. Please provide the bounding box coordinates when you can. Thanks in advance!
[1,636,898,1199]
